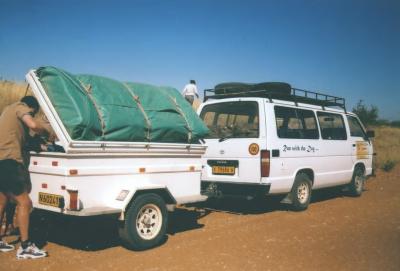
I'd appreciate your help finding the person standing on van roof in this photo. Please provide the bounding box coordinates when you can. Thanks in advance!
[182,80,199,106]
[0,96,49,259]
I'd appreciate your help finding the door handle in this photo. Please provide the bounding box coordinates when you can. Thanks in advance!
[352,144,356,147]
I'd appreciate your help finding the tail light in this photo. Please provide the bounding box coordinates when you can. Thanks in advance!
[67,189,79,211]
[261,150,270,177]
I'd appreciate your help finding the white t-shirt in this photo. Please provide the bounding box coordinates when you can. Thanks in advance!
[182,83,198,97]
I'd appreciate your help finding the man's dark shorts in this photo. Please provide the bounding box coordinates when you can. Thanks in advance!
[185,95,194,105]
[0,159,31,195]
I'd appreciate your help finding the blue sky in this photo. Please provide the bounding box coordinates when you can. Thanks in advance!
[0,0,399,120]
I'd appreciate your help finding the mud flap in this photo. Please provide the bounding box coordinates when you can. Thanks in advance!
[280,193,293,204]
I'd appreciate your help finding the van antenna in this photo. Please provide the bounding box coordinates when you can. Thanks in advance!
[24,84,30,97]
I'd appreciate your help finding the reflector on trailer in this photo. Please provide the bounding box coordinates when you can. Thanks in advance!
[67,189,79,210]
[116,190,130,201]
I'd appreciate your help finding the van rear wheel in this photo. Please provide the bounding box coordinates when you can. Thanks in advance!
[290,173,312,211]
[348,167,365,197]
[119,193,168,250]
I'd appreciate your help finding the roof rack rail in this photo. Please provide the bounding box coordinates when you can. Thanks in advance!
[203,82,346,112]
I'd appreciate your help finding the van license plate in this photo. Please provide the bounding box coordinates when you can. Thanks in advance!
[38,192,63,208]
[212,166,235,175]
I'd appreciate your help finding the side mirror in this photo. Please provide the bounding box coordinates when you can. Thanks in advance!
[366,130,375,138]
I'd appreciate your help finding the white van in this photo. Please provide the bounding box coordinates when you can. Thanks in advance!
[198,82,374,211]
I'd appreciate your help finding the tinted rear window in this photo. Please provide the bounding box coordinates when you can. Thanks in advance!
[200,101,259,139]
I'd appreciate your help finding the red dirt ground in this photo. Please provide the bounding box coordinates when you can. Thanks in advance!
[1,166,399,271]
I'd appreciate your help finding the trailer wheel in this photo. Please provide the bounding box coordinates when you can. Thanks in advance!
[290,173,312,211]
[348,167,365,197]
[119,193,168,250]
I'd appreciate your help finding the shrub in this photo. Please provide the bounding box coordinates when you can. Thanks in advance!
[352,100,379,126]
[381,160,396,172]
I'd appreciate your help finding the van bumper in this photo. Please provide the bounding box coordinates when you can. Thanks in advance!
[201,181,270,198]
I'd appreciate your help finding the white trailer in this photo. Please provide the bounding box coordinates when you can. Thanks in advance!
[26,70,207,250]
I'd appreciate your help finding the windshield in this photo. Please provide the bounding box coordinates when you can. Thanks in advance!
[200,101,259,139]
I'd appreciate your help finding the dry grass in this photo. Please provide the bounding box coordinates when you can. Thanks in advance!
[371,126,400,167]
[0,80,31,113]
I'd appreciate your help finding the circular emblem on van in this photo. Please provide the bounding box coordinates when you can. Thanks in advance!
[249,143,260,155]
[219,149,225,155]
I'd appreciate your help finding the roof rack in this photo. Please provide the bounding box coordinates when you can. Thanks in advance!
[203,82,346,112]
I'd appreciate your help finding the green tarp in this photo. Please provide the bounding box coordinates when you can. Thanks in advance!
[36,66,208,143]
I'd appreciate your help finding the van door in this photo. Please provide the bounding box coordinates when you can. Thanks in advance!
[199,100,266,184]
[346,115,373,165]
[315,111,352,187]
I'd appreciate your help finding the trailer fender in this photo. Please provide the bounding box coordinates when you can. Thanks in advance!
[119,187,176,220]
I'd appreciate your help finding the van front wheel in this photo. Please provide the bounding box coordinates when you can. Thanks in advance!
[290,173,312,211]
[119,193,168,250]
[348,167,365,197]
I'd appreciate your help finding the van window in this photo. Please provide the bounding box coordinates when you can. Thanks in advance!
[347,115,367,138]
[275,106,319,139]
[200,101,259,139]
[317,112,347,140]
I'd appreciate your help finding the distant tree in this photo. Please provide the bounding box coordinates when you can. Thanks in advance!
[391,120,400,128]
[376,119,390,126]
[352,100,379,126]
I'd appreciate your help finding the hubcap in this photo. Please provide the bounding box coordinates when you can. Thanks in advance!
[136,204,162,240]
[297,183,309,204]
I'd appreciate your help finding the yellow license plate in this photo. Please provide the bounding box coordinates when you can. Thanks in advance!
[212,166,235,175]
[38,192,63,208]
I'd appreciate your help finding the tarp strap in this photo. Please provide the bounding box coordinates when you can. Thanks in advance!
[123,83,152,141]
[78,81,106,140]
[56,68,106,139]
[167,95,193,143]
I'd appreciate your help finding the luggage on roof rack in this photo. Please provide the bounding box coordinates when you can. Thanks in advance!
[204,81,346,111]
[214,82,291,96]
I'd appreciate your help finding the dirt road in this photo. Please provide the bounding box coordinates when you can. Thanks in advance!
[1,167,399,271]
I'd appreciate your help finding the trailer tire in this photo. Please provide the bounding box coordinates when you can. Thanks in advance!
[119,193,168,250]
[348,167,365,197]
[290,173,312,211]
